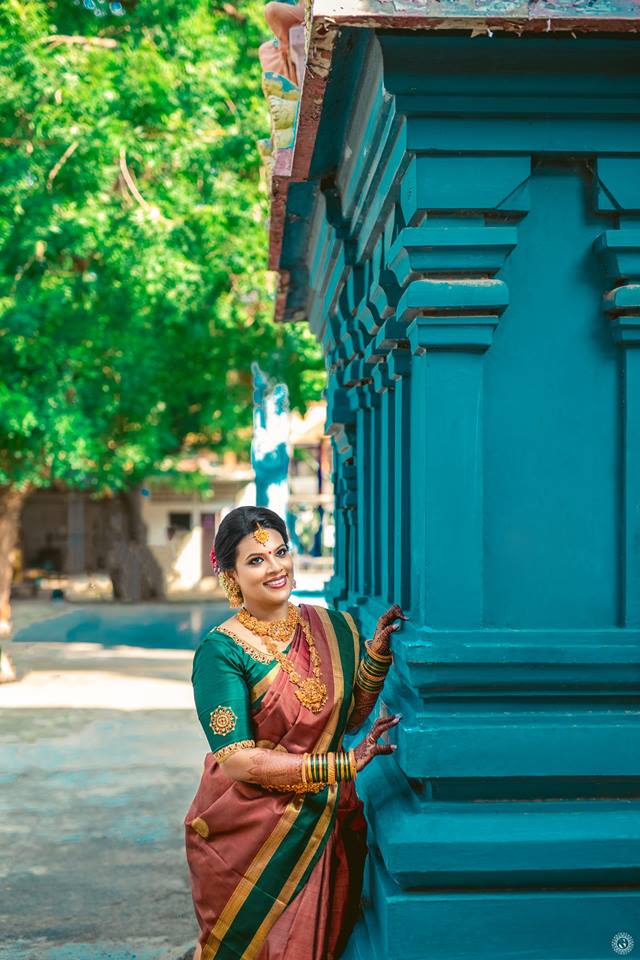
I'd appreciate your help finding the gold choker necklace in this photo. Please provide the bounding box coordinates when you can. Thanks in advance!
[237,602,327,714]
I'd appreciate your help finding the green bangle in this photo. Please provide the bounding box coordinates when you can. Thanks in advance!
[365,640,393,661]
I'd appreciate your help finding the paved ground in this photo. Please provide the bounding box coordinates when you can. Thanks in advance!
[0,602,217,960]
[0,587,327,960]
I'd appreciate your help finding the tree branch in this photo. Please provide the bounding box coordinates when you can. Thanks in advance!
[118,146,151,211]
[42,35,118,50]
[47,140,79,192]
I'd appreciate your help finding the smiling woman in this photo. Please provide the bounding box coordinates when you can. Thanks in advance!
[184,506,406,960]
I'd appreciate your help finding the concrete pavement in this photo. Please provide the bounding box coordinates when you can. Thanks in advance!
[0,600,225,960]
[0,585,328,959]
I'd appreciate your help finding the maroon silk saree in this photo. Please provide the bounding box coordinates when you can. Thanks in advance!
[184,604,367,960]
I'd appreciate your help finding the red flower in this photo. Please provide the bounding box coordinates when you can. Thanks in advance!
[210,546,220,575]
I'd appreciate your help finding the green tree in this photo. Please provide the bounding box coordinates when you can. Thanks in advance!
[0,0,324,628]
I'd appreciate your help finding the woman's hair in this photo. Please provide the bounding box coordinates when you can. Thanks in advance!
[213,506,289,572]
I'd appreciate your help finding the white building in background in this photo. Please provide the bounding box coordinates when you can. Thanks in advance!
[16,403,333,600]
[141,453,254,595]
[144,401,334,594]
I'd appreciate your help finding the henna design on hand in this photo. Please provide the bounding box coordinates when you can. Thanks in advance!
[352,713,401,772]
[246,749,304,789]
[371,602,408,656]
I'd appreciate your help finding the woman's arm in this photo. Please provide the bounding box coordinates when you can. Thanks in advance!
[346,604,408,733]
[192,634,387,792]
[218,745,305,787]
[220,713,401,790]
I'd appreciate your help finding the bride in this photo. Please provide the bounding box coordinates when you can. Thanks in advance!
[184,506,406,960]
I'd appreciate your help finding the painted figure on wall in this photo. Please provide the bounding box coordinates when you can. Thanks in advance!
[258,0,305,161]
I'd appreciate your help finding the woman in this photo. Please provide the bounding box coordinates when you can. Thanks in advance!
[184,506,406,960]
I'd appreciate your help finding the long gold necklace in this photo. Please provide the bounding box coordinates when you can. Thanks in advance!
[237,601,328,714]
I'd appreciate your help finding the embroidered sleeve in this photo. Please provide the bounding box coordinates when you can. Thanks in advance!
[191,637,255,761]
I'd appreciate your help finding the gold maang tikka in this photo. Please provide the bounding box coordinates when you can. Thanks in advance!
[252,522,270,545]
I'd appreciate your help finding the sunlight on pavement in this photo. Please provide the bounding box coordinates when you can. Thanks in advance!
[0,669,193,709]
[0,940,197,960]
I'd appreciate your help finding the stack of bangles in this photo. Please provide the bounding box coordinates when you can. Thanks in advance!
[355,640,393,694]
[265,750,357,795]
[302,749,357,788]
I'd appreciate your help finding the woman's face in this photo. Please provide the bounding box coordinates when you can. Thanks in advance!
[230,527,294,607]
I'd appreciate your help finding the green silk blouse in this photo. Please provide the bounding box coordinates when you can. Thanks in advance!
[191,626,292,763]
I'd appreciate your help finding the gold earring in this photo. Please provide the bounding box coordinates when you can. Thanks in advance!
[220,572,243,607]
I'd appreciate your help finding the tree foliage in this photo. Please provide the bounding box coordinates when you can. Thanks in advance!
[0,0,324,495]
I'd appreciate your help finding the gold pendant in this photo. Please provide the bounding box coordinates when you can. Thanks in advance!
[294,677,328,713]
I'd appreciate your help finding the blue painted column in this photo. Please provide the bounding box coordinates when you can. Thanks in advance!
[355,391,372,599]
[372,362,395,604]
[273,24,640,960]
[406,312,500,627]
[388,351,412,612]
[595,178,640,627]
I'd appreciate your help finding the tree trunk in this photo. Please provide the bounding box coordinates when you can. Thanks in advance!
[0,485,29,636]
[107,487,165,602]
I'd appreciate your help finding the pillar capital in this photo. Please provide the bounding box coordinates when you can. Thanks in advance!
[407,314,500,354]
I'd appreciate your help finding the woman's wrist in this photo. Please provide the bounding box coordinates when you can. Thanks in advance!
[304,750,356,785]
[366,638,393,661]
[354,641,392,696]
[254,749,358,795]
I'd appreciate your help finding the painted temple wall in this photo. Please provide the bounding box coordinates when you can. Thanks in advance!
[277,27,640,960]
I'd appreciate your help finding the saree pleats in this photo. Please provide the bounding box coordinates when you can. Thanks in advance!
[255,782,367,960]
[185,604,365,960]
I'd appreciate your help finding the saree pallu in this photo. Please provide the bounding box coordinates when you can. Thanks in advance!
[184,604,368,960]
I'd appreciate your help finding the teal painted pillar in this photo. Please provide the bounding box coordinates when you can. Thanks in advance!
[272,14,640,960]
[372,362,395,604]
[389,353,412,612]
[407,322,496,627]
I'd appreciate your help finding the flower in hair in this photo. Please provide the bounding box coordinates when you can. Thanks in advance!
[210,546,220,576]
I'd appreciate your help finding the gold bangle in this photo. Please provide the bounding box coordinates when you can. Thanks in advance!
[301,753,308,786]
[328,752,336,786]
[365,640,393,663]
[349,749,357,779]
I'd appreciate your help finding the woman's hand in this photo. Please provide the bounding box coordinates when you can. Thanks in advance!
[352,713,401,772]
[371,603,408,656]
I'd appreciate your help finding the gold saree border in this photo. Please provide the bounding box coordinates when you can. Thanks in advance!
[244,784,339,960]
[313,605,344,753]
[201,794,305,960]
[242,604,346,957]
[200,603,344,960]
[341,610,360,668]
[250,662,280,703]
[340,609,360,726]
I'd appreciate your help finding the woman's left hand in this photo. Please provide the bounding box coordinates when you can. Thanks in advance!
[372,603,408,656]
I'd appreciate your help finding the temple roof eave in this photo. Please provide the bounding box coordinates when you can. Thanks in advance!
[267,0,640,321]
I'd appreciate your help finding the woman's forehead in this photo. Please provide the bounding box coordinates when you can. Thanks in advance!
[237,528,285,556]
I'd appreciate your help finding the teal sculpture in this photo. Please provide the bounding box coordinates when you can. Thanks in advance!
[251,362,291,520]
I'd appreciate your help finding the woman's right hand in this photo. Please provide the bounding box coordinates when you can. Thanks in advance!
[353,713,401,772]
